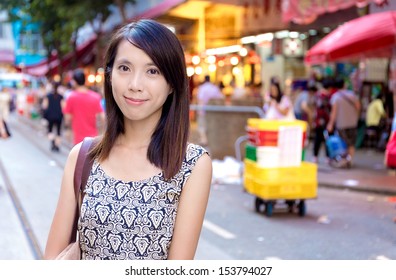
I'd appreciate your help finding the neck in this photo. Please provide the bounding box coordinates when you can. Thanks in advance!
[76,85,88,92]
[119,121,157,149]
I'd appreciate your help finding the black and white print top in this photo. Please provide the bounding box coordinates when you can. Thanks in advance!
[78,143,208,260]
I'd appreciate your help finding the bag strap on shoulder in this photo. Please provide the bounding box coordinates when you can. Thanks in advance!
[339,91,358,111]
[73,137,95,199]
[70,137,96,243]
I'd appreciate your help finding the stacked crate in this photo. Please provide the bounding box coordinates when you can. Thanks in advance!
[244,118,317,200]
[246,118,307,167]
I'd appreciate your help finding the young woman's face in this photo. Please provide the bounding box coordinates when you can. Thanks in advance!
[111,40,171,124]
[270,84,278,98]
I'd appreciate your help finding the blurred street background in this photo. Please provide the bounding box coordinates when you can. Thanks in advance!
[1,114,395,260]
[1,0,396,260]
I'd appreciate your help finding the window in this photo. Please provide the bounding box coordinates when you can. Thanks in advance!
[18,32,45,54]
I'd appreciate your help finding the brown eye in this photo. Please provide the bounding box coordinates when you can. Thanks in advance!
[147,68,160,75]
[118,65,130,72]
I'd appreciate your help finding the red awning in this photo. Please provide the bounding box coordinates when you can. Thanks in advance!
[130,0,185,20]
[282,0,388,24]
[304,11,396,65]
[24,36,96,76]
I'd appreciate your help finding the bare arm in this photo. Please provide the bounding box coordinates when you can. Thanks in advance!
[41,97,49,110]
[60,99,66,111]
[0,116,7,138]
[44,143,81,259]
[301,101,314,125]
[64,113,72,127]
[167,153,212,259]
[327,103,337,132]
[277,104,290,116]
[355,99,361,113]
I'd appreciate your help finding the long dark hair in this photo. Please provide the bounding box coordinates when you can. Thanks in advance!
[270,82,283,103]
[89,19,190,179]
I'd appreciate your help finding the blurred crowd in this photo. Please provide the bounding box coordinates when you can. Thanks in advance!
[0,69,105,151]
[190,72,395,170]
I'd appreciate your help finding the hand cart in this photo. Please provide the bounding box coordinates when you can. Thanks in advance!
[242,119,318,217]
[244,159,317,216]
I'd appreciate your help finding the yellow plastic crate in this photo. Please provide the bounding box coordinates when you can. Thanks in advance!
[244,160,317,200]
[247,118,307,132]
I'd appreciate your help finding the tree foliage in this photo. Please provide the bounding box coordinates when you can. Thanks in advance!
[0,0,135,75]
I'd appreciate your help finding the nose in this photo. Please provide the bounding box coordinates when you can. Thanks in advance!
[127,71,143,92]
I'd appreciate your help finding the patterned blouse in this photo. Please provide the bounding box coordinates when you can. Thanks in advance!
[78,144,208,260]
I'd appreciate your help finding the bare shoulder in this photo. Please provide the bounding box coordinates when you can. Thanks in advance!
[65,142,83,171]
[187,144,212,186]
[193,152,212,174]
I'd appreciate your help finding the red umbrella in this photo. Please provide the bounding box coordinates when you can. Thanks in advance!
[305,11,396,65]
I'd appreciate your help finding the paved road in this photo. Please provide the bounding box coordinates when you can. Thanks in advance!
[1,116,395,260]
[203,183,396,260]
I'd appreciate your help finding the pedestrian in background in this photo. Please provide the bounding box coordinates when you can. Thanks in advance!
[196,74,223,146]
[327,78,360,166]
[45,19,212,260]
[294,83,316,124]
[365,92,386,138]
[63,69,105,145]
[41,81,64,152]
[0,86,11,122]
[312,80,332,164]
[265,81,295,120]
[0,115,10,139]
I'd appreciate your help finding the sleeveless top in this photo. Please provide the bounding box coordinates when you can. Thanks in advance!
[45,93,63,121]
[78,143,208,260]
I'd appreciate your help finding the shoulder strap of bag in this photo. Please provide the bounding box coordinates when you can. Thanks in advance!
[339,91,358,111]
[70,137,96,243]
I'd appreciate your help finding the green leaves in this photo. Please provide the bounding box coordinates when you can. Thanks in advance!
[1,0,136,75]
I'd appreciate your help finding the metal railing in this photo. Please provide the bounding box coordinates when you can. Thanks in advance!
[190,104,265,119]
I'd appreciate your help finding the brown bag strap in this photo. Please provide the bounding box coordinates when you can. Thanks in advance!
[70,137,96,243]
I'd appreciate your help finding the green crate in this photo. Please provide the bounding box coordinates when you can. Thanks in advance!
[245,144,257,161]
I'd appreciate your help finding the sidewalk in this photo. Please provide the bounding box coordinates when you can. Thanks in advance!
[19,115,396,196]
[304,145,396,196]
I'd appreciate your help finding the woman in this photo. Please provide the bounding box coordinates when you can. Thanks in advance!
[45,19,212,260]
[41,81,64,152]
[265,82,294,120]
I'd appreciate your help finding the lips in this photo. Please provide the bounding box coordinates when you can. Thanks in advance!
[124,96,148,105]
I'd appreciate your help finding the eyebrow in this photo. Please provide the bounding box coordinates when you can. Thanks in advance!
[114,58,157,67]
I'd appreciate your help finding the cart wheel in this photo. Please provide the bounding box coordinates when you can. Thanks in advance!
[265,202,274,217]
[286,200,295,213]
[298,200,306,217]
[255,197,265,213]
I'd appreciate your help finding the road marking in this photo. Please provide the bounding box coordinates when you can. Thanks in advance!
[343,179,359,186]
[0,157,43,259]
[203,220,236,239]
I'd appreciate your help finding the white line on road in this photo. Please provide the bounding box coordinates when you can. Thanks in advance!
[203,220,236,239]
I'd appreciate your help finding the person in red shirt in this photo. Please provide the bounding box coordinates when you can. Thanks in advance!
[63,69,105,144]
